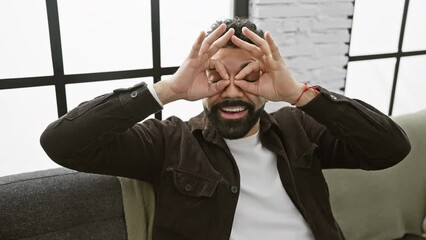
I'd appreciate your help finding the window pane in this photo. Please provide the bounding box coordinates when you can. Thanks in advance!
[160,0,232,67]
[0,86,59,177]
[402,0,426,52]
[66,78,153,110]
[349,0,405,56]
[58,0,152,74]
[162,99,204,122]
[393,55,426,116]
[0,0,53,79]
[160,75,204,121]
[345,58,396,114]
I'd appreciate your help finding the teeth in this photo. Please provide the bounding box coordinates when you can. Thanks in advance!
[221,106,246,112]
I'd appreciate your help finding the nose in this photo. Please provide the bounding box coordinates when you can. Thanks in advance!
[220,79,244,98]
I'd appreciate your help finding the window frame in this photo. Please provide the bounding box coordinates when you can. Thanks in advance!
[346,0,426,115]
[0,0,248,119]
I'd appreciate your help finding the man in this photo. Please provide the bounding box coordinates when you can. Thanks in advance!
[40,17,411,240]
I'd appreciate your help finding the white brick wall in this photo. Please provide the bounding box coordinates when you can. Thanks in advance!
[249,0,354,99]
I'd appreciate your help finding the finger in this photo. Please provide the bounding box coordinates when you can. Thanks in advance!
[242,27,272,57]
[265,32,283,62]
[235,61,260,79]
[231,36,263,58]
[189,31,206,58]
[199,23,227,55]
[206,28,235,58]
[211,60,229,79]
[209,80,230,95]
[233,79,259,96]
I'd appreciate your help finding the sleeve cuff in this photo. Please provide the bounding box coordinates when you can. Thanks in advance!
[298,86,346,126]
[147,83,164,107]
[115,82,163,120]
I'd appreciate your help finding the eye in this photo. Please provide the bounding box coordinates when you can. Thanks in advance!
[244,71,261,82]
[207,69,222,83]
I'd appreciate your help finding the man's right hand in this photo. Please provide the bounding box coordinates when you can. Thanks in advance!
[154,23,233,105]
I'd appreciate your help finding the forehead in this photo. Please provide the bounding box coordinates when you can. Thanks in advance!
[211,47,255,70]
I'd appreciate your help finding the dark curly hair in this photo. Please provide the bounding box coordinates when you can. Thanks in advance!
[207,17,264,48]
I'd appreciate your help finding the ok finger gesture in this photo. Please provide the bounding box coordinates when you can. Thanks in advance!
[232,27,304,104]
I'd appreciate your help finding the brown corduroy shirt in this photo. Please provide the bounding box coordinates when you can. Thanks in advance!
[41,82,411,240]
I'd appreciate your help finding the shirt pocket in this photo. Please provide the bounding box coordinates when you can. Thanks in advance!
[154,167,219,239]
[292,143,335,222]
[171,168,219,198]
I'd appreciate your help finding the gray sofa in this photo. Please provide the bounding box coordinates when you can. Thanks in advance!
[324,109,426,240]
[0,168,127,240]
[1,110,425,240]
[0,168,155,240]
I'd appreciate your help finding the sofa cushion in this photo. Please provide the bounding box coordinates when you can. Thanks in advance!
[118,177,155,240]
[0,168,127,240]
[324,109,426,240]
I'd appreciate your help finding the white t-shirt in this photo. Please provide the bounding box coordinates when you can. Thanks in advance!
[225,132,314,240]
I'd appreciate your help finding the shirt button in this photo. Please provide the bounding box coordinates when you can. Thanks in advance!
[230,186,238,194]
[130,91,138,98]
[184,184,192,192]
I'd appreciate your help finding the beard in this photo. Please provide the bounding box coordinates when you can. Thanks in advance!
[204,99,264,140]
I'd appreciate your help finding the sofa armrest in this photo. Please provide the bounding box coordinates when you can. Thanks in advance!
[324,109,426,240]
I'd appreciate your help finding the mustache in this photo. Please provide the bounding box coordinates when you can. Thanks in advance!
[211,99,254,111]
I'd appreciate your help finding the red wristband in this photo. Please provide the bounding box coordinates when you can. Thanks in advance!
[291,83,319,106]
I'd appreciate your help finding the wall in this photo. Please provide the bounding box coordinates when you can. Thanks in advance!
[249,0,354,110]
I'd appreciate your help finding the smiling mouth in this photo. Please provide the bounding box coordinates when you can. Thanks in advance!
[219,106,248,119]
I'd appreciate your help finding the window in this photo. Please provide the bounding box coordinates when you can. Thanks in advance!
[0,0,246,177]
[0,0,53,79]
[58,0,153,74]
[345,0,426,116]
[0,86,59,176]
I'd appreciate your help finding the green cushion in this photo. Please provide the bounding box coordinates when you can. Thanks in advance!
[324,109,426,240]
[118,177,155,240]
